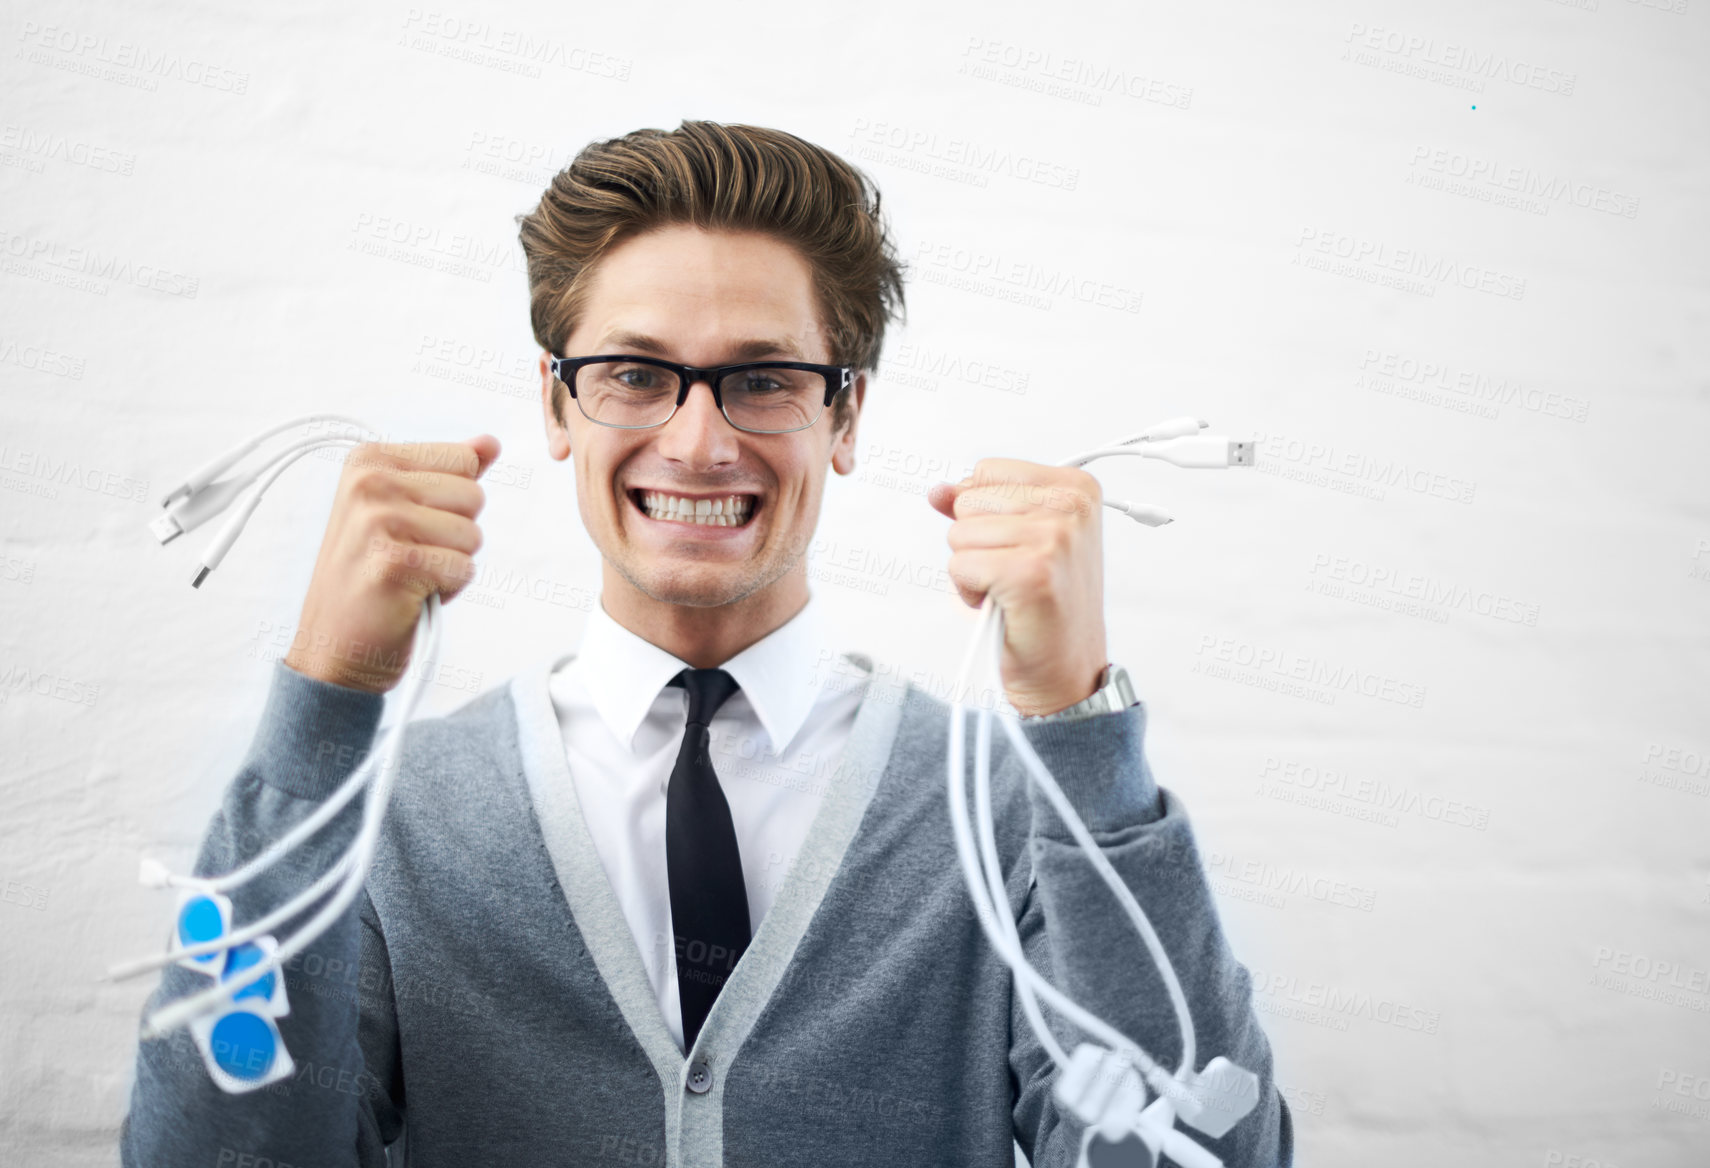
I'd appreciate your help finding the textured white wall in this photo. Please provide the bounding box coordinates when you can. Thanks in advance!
[2,1,1707,1164]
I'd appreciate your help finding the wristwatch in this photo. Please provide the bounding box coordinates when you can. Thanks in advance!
[1020,663,1138,724]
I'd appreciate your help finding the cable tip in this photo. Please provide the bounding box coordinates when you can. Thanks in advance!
[148,513,184,545]
[1228,441,1254,467]
[191,566,210,589]
[138,857,172,887]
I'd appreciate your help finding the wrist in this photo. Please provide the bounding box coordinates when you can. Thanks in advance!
[1020,663,1137,724]
[1012,662,1109,720]
[283,644,401,695]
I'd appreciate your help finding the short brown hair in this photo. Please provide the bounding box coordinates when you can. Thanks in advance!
[515,120,907,433]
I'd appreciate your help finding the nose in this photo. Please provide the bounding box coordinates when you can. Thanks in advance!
[655,375,741,467]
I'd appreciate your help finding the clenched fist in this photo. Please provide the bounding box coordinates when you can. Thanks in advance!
[283,436,500,694]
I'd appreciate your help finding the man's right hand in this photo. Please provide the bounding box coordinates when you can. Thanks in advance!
[283,436,500,694]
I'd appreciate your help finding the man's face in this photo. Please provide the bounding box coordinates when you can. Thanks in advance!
[540,224,864,612]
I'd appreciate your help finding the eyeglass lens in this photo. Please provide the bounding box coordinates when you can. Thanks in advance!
[573,359,825,432]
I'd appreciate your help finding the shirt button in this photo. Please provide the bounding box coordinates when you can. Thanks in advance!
[686,1059,712,1094]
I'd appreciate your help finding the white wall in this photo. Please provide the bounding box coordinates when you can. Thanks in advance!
[1,1,1706,1165]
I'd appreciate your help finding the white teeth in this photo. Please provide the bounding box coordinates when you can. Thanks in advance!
[636,491,753,526]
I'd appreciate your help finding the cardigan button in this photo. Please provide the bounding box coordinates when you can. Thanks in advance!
[686,1060,712,1094]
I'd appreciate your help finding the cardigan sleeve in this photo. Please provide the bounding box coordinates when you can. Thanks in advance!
[1004,701,1295,1167]
[119,660,405,1168]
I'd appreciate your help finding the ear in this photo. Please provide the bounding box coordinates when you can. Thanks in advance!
[540,353,570,461]
[829,371,866,476]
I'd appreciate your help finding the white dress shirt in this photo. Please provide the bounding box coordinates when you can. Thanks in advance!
[546,590,866,1053]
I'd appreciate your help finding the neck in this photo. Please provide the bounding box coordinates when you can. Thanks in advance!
[598,562,810,669]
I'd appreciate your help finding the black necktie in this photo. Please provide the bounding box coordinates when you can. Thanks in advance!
[664,668,749,1051]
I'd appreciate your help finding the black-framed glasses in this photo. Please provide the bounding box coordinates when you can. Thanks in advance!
[548,354,855,434]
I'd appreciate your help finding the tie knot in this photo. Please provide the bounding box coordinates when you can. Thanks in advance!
[669,667,741,727]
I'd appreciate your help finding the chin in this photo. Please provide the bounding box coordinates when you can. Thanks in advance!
[625,563,767,610]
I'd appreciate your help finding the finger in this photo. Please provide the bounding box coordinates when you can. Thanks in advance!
[368,441,486,480]
[399,470,487,520]
[385,502,483,557]
[926,482,960,519]
[945,547,1007,609]
[944,511,1038,551]
[952,481,1043,518]
[364,542,476,600]
[465,434,501,478]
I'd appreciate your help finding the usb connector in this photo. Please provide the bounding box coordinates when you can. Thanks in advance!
[1144,435,1255,469]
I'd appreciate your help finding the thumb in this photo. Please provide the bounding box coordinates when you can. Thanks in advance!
[466,434,502,479]
[926,481,961,519]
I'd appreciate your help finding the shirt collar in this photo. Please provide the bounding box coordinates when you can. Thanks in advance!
[571,592,834,758]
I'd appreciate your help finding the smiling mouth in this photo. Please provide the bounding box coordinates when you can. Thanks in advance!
[628,489,760,528]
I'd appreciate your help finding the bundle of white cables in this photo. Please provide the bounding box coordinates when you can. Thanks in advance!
[106,416,441,1050]
[944,421,1262,1167]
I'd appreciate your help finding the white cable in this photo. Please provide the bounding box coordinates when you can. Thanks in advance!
[971,684,1069,1069]
[161,414,374,507]
[978,606,1196,1072]
[947,621,1208,1117]
[125,418,436,1036]
[947,419,1250,1104]
[140,592,441,1038]
[194,437,360,587]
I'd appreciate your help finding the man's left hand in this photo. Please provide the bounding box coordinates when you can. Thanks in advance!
[927,458,1108,718]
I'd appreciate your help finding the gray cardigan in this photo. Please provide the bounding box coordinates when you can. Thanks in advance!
[119,650,1293,1167]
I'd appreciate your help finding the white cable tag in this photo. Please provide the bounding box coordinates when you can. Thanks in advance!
[1179,1057,1260,1138]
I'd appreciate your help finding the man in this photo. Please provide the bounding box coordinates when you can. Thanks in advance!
[121,120,1292,1166]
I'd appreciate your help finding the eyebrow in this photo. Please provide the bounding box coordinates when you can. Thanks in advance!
[595,329,808,363]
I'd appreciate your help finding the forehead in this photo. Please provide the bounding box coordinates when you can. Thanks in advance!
[568,224,827,361]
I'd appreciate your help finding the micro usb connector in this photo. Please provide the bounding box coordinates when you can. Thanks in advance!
[149,476,248,546]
